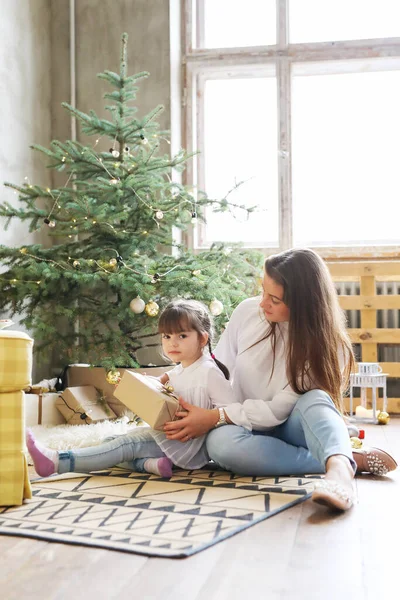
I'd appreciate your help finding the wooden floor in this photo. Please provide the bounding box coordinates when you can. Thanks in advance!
[1,421,399,600]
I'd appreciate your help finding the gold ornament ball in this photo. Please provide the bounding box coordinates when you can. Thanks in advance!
[145,300,159,317]
[105,370,121,385]
[377,411,390,425]
[350,437,363,449]
[109,258,117,267]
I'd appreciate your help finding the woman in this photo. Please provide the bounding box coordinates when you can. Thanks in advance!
[164,248,397,511]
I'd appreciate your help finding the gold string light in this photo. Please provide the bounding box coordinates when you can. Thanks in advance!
[8,131,191,282]
[0,277,42,286]
[18,248,69,270]
[43,171,74,226]
[128,185,194,228]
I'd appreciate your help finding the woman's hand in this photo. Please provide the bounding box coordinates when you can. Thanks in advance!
[164,398,218,442]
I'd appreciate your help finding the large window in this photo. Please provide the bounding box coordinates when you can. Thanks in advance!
[184,0,400,257]
[201,74,279,247]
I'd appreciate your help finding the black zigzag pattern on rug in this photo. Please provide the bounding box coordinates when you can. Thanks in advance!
[0,468,320,557]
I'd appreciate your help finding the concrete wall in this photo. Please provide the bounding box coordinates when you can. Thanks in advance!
[51,0,173,151]
[76,0,171,135]
[0,0,52,247]
[1,0,179,376]
[0,0,53,379]
[51,0,177,369]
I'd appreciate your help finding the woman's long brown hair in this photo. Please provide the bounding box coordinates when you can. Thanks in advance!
[264,248,355,412]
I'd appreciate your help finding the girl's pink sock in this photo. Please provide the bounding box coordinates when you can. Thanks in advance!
[144,457,173,478]
[26,429,59,477]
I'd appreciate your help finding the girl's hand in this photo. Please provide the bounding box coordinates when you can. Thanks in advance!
[158,372,170,385]
[164,398,218,442]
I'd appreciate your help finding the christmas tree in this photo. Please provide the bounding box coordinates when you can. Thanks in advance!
[0,33,263,370]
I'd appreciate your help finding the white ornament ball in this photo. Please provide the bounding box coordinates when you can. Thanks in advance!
[111,150,120,158]
[129,296,146,314]
[155,210,164,220]
[209,299,224,316]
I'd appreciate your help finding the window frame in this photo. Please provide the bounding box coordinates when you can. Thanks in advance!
[182,0,400,259]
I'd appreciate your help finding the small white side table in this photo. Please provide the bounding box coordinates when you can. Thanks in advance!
[349,371,388,423]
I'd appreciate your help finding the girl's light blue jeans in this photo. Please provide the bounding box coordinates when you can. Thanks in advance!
[57,427,165,474]
[206,389,356,476]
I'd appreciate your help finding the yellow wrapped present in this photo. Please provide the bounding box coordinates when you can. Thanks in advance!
[0,331,33,506]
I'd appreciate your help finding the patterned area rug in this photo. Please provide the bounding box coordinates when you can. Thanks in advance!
[0,467,319,558]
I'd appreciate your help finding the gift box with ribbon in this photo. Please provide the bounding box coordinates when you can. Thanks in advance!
[55,385,117,425]
[61,365,171,418]
[114,371,181,431]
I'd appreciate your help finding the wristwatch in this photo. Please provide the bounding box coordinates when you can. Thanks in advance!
[214,407,227,428]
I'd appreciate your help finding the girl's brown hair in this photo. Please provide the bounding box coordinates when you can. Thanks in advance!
[263,248,355,411]
[158,299,230,380]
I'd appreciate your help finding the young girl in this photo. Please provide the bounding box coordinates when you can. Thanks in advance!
[27,299,235,478]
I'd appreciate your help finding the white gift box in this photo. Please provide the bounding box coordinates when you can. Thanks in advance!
[24,392,65,427]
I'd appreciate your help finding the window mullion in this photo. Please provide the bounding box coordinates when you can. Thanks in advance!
[183,0,193,54]
[277,0,292,250]
[195,0,205,49]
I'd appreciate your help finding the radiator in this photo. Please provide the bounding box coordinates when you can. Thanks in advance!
[335,281,400,363]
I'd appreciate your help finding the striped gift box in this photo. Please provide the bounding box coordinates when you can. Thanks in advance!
[0,331,33,506]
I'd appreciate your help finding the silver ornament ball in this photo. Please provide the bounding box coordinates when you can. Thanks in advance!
[129,296,146,314]
[209,299,224,316]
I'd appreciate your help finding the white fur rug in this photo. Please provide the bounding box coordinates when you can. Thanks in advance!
[26,417,142,465]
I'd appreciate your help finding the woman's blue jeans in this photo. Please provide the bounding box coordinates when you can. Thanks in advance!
[206,389,356,476]
[57,427,165,474]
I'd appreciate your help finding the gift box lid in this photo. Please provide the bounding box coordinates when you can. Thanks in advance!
[0,330,33,342]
